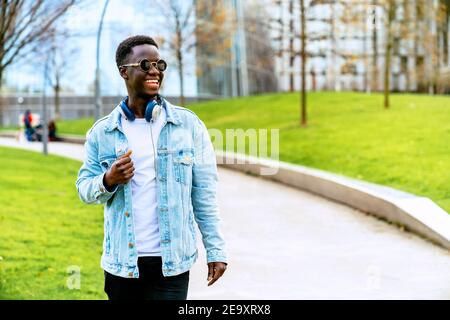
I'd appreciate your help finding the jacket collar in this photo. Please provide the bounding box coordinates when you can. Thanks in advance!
[104,97,182,133]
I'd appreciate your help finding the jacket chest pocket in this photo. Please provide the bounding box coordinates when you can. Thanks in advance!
[173,149,194,185]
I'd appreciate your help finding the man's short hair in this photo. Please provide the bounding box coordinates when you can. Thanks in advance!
[115,35,159,68]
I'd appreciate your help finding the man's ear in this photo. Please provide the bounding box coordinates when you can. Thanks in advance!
[119,67,128,80]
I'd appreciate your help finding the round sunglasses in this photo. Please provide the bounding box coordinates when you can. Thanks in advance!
[120,58,167,73]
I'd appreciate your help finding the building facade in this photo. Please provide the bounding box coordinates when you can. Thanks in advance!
[271,0,450,94]
[195,0,278,98]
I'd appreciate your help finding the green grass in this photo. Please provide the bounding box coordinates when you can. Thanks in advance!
[191,92,450,212]
[56,118,94,137]
[0,147,105,299]
[0,125,19,132]
[1,92,449,299]
[55,92,450,212]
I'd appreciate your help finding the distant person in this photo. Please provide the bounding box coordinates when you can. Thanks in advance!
[33,123,42,142]
[48,120,60,141]
[76,35,228,300]
[23,110,34,141]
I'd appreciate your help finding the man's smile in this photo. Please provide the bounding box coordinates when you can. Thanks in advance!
[144,79,160,89]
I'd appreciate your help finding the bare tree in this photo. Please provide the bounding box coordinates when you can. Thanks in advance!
[371,0,380,92]
[300,0,307,126]
[46,32,79,120]
[157,0,195,106]
[195,0,236,77]
[155,0,234,106]
[240,1,276,95]
[441,0,450,65]
[431,0,449,93]
[383,0,396,108]
[289,0,295,92]
[0,0,78,91]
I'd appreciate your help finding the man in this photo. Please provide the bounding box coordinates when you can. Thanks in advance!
[76,35,228,300]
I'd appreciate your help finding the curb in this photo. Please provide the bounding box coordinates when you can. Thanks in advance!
[216,151,450,251]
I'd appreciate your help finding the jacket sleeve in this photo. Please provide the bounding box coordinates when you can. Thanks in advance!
[191,118,228,264]
[75,130,118,205]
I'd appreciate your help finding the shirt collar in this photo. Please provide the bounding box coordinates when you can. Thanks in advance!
[104,96,182,132]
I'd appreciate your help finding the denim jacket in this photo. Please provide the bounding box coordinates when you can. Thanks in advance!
[76,98,228,278]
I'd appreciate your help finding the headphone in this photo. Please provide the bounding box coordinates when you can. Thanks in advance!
[120,95,162,171]
[120,95,163,122]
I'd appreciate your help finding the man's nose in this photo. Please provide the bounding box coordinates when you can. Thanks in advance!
[147,64,159,74]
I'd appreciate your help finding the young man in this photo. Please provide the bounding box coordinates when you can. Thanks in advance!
[76,35,228,300]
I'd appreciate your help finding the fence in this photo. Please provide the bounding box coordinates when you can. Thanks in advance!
[0,95,210,127]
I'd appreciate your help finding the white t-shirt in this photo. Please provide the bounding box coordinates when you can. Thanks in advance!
[121,107,166,257]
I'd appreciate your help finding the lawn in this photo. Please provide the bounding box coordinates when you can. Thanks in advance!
[0,125,19,132]
[54,92,450,213]
[56,118,96,137]
[0,147,105,299]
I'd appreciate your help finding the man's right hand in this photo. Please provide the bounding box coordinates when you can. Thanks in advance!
[104,150,134,190]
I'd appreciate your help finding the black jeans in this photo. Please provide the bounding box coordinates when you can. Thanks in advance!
[104,256,189,300]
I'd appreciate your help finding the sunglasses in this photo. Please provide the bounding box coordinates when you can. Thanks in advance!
[120,58,167,72]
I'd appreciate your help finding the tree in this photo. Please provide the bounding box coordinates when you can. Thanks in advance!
[195,0,236,79]
[383,0,396,108]
[46,32,79,120]
[300,0,307,126]
[156,0,234,106]
[156,0,194,106]
[239,1,276,95]
[0,0,78,91]
[371,0,380,92]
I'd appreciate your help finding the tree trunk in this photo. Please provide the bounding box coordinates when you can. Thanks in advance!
[371,0,379,92]
[442,0,449,65]
[54,85,60,121]
[384,0,396,109]
[403,0,411,92]
[54,73,61,120]
[289,0,295,92]
[175,16,185,107]
[414,0,421,92]
[363,3,369,93]
[177,48,185,107]
[300,0,307,127]
[0,68,3,126]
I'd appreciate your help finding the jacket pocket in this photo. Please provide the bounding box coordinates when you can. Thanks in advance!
[173,150,194,185]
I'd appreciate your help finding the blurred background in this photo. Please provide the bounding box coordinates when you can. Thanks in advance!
[1,0,449,123]
[1,0,450,300]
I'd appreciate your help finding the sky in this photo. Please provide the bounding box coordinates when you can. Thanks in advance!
[5,0,197,97]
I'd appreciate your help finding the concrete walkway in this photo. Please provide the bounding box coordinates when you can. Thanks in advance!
[1,137,450,299]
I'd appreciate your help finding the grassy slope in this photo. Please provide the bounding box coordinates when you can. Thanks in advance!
[188,92,450,212]
[54,92,450,212]
[0,147,105,299]
[1,91,449,299]
[56,118,94,137]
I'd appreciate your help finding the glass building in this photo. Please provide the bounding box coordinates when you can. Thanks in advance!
[195,0,278,98]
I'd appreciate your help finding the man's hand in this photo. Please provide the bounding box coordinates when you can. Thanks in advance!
[104,150,134,190]
[207,262,227,286]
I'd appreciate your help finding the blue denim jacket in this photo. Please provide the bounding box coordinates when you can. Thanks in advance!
[76,98,228,278]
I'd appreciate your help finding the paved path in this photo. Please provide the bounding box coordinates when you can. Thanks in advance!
[2,137,450,299]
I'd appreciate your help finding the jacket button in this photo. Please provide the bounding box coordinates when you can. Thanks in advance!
[125,212,130,217]
[128,242,134,248]
[128,272,133,277]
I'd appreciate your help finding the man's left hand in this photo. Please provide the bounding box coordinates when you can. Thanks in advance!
[207,262,227,286]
